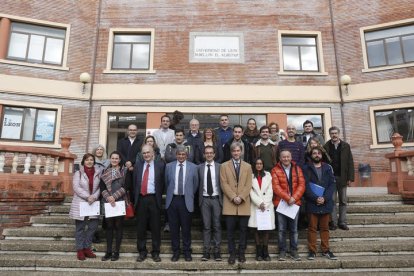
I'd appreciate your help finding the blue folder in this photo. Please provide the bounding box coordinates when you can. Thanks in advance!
[310,182,325,197]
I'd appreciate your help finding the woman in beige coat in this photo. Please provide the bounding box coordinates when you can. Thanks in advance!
[248,158,275,261]
[69,153,102,260]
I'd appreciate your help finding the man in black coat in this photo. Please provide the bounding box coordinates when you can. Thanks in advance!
[222,125,252,164]
[117,124,142,170]
[131,145,165,262]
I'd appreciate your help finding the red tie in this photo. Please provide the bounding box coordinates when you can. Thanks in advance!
[141,163,150,196]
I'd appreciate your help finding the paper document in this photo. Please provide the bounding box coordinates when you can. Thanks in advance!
[256,209,273,231]
[79,201,100,217]
[104,201,126,218]
[276,199,300,219]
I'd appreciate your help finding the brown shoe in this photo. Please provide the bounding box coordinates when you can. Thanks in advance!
[83,248,96,258]
[77,249,86,261]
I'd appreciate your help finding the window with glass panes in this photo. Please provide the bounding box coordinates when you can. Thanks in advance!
[281,36,319,71]
[7,22,66,65]
[1,106,57,142]
[112,33,151,70]
[365,24,414,68]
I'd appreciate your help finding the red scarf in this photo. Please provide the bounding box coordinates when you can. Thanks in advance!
[257,174,262,189]
[84,166,95,193]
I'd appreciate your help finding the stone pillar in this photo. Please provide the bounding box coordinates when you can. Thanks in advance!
[0,17,11,59]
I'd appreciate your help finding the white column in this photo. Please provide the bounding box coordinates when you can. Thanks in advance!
[11,152,18,174]
[23,153,32,174]
[44,155,51,175]
[0,152,5,173]
[34,155,41,175]
[53,157,59,176]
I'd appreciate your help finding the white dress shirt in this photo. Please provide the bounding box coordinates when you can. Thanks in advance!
[174,161,187,195]
[203,161,218,196]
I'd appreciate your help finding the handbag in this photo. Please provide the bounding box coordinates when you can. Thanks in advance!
[125,191,135,219]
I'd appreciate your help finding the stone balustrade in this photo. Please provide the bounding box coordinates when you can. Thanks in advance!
[0,138,77,195]
[385,133,414,202]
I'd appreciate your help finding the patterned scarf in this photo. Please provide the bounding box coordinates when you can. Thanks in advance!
[101,166,125,193]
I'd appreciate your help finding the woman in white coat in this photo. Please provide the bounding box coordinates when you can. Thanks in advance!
[69,153,102,260]
[248,158,275,261]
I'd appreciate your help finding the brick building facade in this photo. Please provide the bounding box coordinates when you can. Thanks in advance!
[1,0,414,186]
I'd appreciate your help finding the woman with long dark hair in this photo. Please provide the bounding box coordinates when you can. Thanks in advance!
[248,158,275,261]
[69,153,102,260]
[199,128,223,163]
[100,151,127,261]
[243,118,260,144]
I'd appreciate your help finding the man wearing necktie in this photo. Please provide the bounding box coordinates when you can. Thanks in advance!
[165,145,199,262]
[198,145,223,262]
[220,142,252,264]
[129,145,165,262]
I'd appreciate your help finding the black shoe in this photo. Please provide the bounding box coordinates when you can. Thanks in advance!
[214,252,222,261]
[111,252,119,261]
[262,245,271,261]
[307,251,316,260]
[184,253,192,262]
[322,250,338,260]
[171,252,179,262]
[238,252,246,263]
[201,252,210,261]
[152,253,161,262]
[136,253,146,262]
[338,224,349,231]
[101,252,112,261]
[228,254,236,265]
[329,221,337,231]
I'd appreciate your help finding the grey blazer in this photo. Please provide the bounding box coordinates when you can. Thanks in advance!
[197,162,223,207]
[165,160,199,212]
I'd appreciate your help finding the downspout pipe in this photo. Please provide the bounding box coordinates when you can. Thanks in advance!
[329,0,347,141]
[85,0,102,151]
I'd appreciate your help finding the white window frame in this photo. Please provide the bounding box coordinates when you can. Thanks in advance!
[0,100,62,148]
[369,102,414,149]
[278,30,328,76]
[361,18,414,73]
[104,28,156,74]
[0,13,70,71]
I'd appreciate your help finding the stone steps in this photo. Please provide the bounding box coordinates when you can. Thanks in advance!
[1,239,413,256]
[1,192,414,273]
[29,213,414,227]
[0,254,413,274]
[3,226,414,241]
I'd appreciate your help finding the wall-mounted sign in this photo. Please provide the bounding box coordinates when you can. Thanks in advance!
[1,113,23,139]
[189,32,244,63]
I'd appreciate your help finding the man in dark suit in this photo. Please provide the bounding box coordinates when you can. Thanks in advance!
[165,145,199,262]
[198,145,222,262]
[117,124,142,170]
[132,145,165,262]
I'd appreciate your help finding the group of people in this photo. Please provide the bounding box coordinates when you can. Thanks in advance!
[69,114,354,264]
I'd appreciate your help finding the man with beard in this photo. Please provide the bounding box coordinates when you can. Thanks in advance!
[303,147,337,260]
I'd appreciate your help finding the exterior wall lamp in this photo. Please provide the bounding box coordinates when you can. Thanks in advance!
[340,74,352,96]
[79,72,91,94]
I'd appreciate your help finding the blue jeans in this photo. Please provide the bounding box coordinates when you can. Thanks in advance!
[277,212,299,252]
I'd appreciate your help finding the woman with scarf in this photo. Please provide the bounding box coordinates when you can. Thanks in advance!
[248,158,275,261]
[100,151,127,261]
[69,153,102,260]
[93,144,110,169]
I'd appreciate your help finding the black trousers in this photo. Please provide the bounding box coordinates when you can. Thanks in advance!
[136,194,161,255]
[225,215,249,254]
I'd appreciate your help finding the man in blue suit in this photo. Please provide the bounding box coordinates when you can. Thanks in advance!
[130,145,165,262]
[165,145,199,262]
